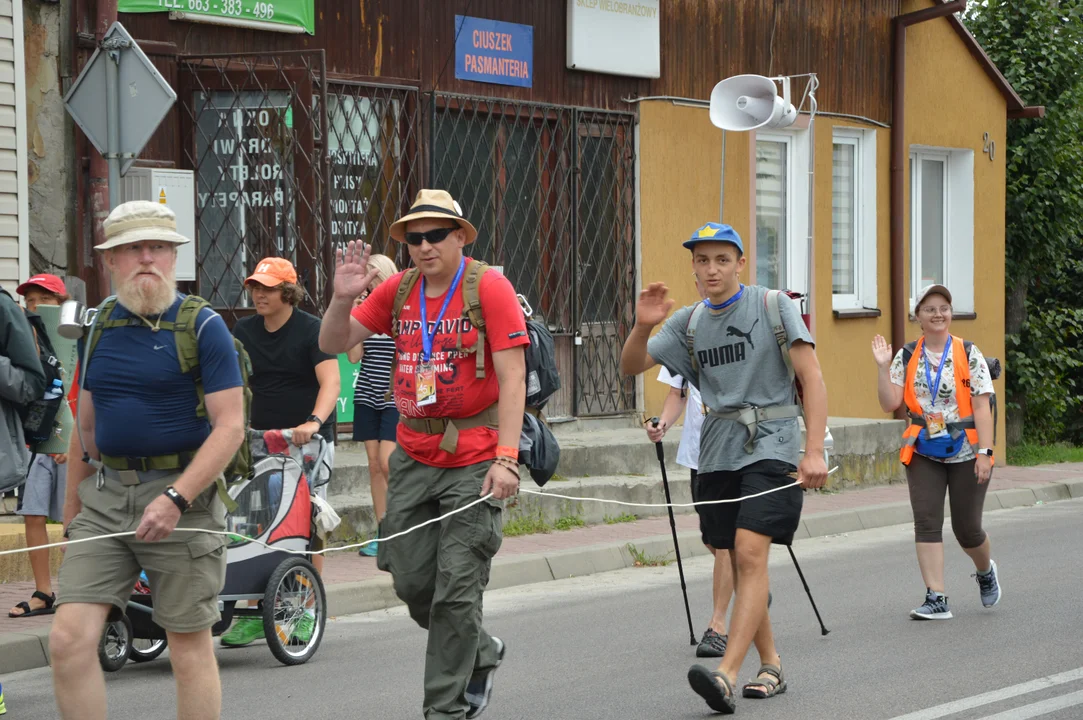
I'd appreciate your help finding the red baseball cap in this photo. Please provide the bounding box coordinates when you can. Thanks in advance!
[16,274,67,297]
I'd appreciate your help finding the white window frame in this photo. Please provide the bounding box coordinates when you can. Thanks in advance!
[754,130,810,295]
[831,128,878,311]
[909,145,975,313]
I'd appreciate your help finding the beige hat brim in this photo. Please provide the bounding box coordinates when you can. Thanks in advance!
[390,212,478,245]
[94,227,191,251]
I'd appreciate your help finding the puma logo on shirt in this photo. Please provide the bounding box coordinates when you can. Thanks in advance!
[698,342,747,368]
[726,319,758,349]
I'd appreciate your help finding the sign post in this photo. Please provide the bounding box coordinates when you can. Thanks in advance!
[64,22,177,209]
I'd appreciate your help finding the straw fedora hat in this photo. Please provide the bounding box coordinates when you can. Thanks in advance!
[94,200,191,251]
[389,189,478,245]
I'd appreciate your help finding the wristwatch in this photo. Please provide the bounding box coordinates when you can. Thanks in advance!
[163,486,190,513]
[977,448,994,458]
[306,414,323,426]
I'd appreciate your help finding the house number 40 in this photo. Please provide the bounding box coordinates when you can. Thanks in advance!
[983,132,995,161]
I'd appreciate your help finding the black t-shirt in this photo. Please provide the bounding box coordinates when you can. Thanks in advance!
[233,309,337,441]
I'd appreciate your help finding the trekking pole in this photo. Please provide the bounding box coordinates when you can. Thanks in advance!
[787,545,830,636]
[648,418,697,646]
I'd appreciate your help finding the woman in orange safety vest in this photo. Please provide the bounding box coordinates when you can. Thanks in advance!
[871,284,1000,622]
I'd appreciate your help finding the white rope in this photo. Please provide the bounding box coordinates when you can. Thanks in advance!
[0,468,836,558]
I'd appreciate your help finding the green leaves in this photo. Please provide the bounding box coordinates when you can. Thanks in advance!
[966,1,1083,443]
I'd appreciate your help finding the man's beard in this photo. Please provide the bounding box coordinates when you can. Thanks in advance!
[115,265,177,316]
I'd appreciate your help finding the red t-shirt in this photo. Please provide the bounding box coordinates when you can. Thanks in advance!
[352,260,530,467]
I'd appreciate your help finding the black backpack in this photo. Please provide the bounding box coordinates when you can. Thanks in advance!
[523,308,560,412]
[19,311,65,447]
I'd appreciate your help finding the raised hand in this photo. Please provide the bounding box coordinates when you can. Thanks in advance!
[333,240,379,300]
[636,282,675,329]
[871,335,894,369]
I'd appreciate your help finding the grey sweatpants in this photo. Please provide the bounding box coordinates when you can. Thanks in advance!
[906,453,988,548]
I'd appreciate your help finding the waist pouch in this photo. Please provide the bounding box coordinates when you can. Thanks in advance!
[914,429,965,459]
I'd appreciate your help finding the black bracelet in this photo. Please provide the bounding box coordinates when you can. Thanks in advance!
[163,486,190,513]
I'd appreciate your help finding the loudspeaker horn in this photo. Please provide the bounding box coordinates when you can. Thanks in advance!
[709,75,797,132]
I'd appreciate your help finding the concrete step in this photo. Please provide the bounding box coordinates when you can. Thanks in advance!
[0,524,64,584]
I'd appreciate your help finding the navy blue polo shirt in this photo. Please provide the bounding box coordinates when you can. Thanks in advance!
[81,295,243,458]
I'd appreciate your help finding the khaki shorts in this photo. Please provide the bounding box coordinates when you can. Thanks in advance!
[57,471,227,633]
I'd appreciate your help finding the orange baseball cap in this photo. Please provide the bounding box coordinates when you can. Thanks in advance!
[245,257,298,287]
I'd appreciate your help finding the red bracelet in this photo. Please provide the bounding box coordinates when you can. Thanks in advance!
[496,445,519,459]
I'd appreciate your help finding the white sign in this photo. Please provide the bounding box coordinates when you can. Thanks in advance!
[566,0,660,79]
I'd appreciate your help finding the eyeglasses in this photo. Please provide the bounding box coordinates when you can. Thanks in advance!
[404,227,457,246]
[920,305,952,315]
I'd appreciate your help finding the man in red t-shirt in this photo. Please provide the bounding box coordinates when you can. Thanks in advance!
[320,189,528,720]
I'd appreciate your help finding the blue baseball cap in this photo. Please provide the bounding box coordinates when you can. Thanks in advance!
[682,222,744,254]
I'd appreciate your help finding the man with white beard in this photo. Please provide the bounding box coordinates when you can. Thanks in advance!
[49,201,244,720]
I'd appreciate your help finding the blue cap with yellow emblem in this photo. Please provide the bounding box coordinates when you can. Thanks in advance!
[683,222,744,253]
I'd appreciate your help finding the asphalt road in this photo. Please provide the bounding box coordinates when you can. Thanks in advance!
[4,498,1083,720]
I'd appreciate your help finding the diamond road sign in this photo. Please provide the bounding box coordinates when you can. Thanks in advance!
[63,22,176,176]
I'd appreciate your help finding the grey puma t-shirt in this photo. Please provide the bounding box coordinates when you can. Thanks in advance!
[646,285,814,473]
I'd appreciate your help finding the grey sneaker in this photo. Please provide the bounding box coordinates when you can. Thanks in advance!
[910,590,952,620]
[465,637,505,718]
[696,628,728,658]
[974,560,1001,608]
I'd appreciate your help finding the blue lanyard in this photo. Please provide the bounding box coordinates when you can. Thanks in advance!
[419,259,466,363]
[703,284,744,311]
[923,335,951,406]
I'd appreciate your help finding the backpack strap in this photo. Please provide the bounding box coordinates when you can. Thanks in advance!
[390,268,422,340]
[685,303,706,383]
[765,290,794,388]
[82,297,119,388]
[460,260,490,379]
[172,296,214,418]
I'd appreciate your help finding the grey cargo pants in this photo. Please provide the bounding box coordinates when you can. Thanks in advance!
[376,447,505,719]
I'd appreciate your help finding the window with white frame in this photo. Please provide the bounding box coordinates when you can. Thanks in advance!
[909,146,974,312]
[755,132,809,294]
[832,128,877,311]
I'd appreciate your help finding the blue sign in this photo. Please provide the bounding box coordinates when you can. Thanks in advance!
[454,15,533,88]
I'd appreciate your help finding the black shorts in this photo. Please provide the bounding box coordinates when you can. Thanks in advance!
[352,404,399,443]
[693,460,802,550]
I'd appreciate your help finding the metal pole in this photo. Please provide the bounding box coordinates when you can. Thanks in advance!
[718,129,727,222]
[101,34,130,210]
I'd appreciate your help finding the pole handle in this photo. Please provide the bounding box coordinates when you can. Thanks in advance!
[648,416,665,462]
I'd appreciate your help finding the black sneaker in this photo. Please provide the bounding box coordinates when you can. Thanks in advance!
[465,637,505,718]
[910,589,952,620]
[696,628,728,658]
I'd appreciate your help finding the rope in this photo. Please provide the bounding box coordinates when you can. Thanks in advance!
[0,470,834,559]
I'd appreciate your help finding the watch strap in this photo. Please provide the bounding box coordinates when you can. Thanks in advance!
[164,486,190,513]
[306,414,323,426]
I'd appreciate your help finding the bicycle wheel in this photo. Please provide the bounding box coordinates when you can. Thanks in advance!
[262,557,326,666]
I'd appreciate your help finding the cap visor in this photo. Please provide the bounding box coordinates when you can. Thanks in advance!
[244,273,285,288]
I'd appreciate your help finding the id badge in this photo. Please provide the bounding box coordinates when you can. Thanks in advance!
[416,362,437,407]
[924,411,948,438]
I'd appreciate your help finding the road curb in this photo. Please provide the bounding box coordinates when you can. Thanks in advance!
[4,479,1081,675]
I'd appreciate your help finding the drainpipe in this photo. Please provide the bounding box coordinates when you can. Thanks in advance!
[890,0,965,417]
[87,0,117,303]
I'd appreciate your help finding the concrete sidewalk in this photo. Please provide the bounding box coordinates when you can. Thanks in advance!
[2,463,1081,673]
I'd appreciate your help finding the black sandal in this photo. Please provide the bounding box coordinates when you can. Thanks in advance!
[742,663,787,699]
[8,590,56,618]
[688,664,737,714]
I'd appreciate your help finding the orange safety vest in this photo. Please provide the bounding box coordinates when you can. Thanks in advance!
[899,335,982,465]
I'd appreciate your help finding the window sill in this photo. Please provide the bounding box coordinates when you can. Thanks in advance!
[833,308,882,319]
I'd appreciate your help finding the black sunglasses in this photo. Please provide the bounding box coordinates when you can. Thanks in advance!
[404,227,458,246]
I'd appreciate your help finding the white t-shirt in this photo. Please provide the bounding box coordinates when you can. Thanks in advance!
[889,340,994,463]
[657,366,704,470]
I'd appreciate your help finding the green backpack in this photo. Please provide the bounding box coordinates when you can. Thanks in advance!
[84,295,253,511]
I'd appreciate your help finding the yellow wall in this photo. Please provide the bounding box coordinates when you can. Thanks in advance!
[903,0,1008,454]
[638,3,1008,455]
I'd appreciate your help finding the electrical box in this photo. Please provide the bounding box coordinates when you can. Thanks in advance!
[119,168,197,281]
